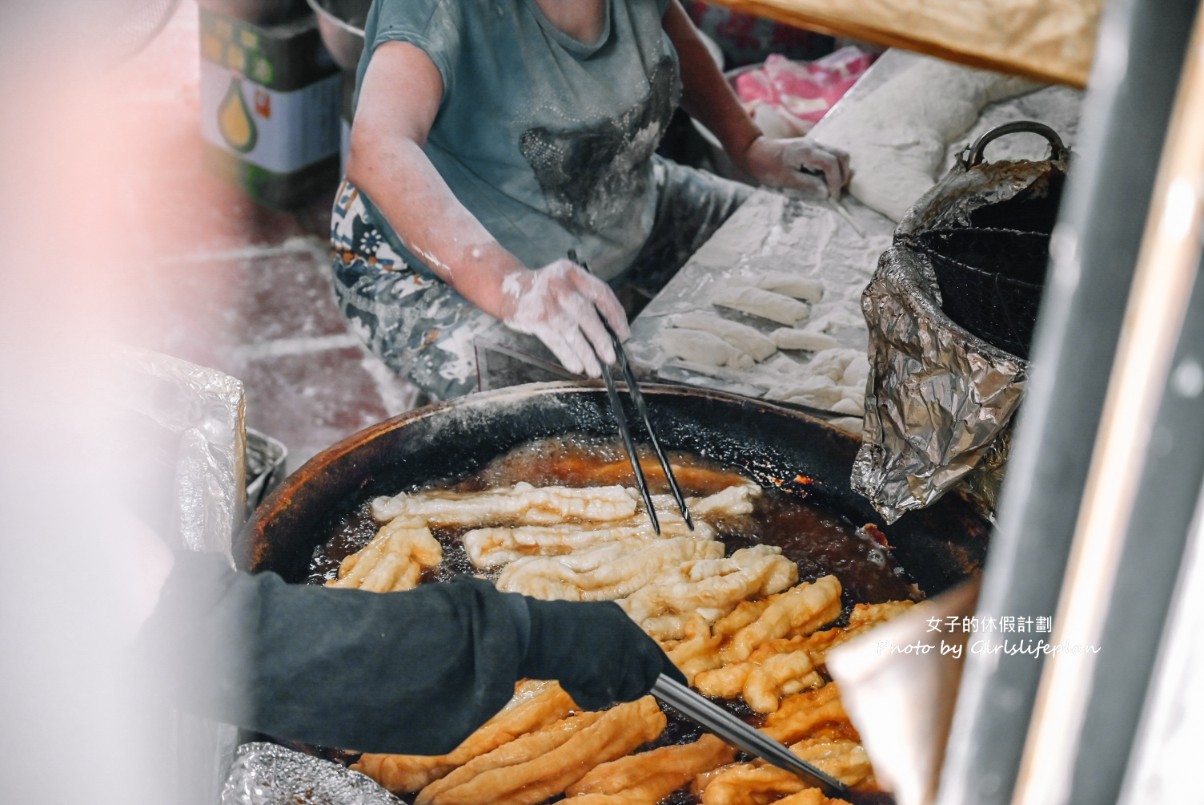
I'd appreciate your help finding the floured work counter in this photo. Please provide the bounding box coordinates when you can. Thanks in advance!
[627,49,1084,437]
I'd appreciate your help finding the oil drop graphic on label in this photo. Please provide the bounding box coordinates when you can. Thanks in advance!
[218,77,257,153]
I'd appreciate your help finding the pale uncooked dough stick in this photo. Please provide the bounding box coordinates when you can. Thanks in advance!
[371,482,639,525]
[660,328,754,369]
[711,286,811,326]
[770,328,841,353]
[495,537,726,601]
[749,273,825,303]
[670,312,777,361]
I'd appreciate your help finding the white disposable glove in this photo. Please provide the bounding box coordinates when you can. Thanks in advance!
[500,259,630,378]
[739,135,851,200]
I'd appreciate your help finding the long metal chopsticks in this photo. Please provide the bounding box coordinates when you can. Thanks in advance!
[651,674,849,794]
[570,251,693,534]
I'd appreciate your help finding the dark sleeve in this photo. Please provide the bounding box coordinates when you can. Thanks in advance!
[137,550,531,756]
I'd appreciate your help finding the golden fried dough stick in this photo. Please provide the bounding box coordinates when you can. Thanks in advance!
[760,684,852,745]
[546,455,754,496]
[619,546,799,640]
[788,737,874,788]
[417,697,667,805]
[721,576,843,663]
[461,519,712,570]
[693,762,809,804]
[495,538,726,601]
[416,710,603,804]
[662,616,725,684]
[565,734,736,802]
[712,597,774,640]
[773,789,853,805]
[694,638,824,713]
[327,521,442,592]
[563,794,650,805]
[353,681,577,793]
[800,600,915,666]
[371,482,640,527]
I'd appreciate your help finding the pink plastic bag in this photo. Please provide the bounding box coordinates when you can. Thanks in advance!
[734,46,878,135]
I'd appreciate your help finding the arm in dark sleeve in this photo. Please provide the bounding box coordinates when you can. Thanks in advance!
[137,550,532,756]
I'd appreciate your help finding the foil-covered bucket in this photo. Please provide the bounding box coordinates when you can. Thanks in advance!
[852,121,1070,523]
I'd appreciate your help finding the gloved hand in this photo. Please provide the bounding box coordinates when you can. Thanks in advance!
[737,135,851,200]
[518,597,686,711]
[499,259,630,378]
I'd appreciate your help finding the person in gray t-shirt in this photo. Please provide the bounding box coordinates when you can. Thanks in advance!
[329,0,849,400]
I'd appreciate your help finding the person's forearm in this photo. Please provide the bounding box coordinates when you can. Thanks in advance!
[346,134,524,321]
[137,551,531,755]
[663,1,760,162]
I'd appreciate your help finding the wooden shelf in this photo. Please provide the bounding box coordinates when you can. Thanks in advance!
[704,0,1101,87]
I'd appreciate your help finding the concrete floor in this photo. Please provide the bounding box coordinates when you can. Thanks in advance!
[118,3,420,476]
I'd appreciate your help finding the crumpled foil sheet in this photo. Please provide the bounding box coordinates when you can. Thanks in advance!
[850,143,1066,523]
[852,246,1027,523]
[110,347,248,805]
[222,743,401,805]
[112,346,247,557]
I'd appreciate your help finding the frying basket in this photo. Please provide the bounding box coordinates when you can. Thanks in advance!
[916,227,1051,360]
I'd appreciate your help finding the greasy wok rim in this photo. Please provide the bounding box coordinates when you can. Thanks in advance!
[238,381,990,598]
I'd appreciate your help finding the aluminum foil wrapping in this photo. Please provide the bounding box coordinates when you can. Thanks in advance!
[852,245,1027,523]
[110,347,248,805]
[113,347,248,556]
[222,743,401,805]
[850,135,1066,524]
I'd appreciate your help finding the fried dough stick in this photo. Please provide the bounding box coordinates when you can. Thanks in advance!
[693,763,855,805]
[372,482,640,527]
[416,697,667,805]
[694,645,824,714]
[720,576,843,663]
[692,763,810,804]
[662,616,725,684]
[352,680,577,793]
[565,734,736,803]
[759,684,853,745]
[327,521,442,592]
[542,455,755,496]
[620,546,799,640]
[800,600,915,666]
[564,794,652,805]
[496,538,725,601]
[788,737,875,789]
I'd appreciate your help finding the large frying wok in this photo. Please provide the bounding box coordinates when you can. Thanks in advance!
[239,382,989,594]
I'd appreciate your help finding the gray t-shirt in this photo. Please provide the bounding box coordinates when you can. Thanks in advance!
[355,0,680,280]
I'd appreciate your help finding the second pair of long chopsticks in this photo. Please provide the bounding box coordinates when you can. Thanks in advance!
[568,251,692,535]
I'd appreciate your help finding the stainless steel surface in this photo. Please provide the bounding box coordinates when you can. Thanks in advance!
[305,0,368,73]
[575,249,693,532]
[608,319,695,531]
[650,674,847,794]
[599,355,660,533]
[933,0,1203,802]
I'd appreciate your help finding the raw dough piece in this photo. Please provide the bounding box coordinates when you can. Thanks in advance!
[770,328,841,353]
[495,537,726,601]
[750,272,824,303]
[660,328,754,369]
[371,482,638,526]
[711,286,810,326]
[810,55,1038,221]
[670,312,777,361]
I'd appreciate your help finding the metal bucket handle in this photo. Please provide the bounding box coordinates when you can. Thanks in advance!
[961,120,1069,168]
